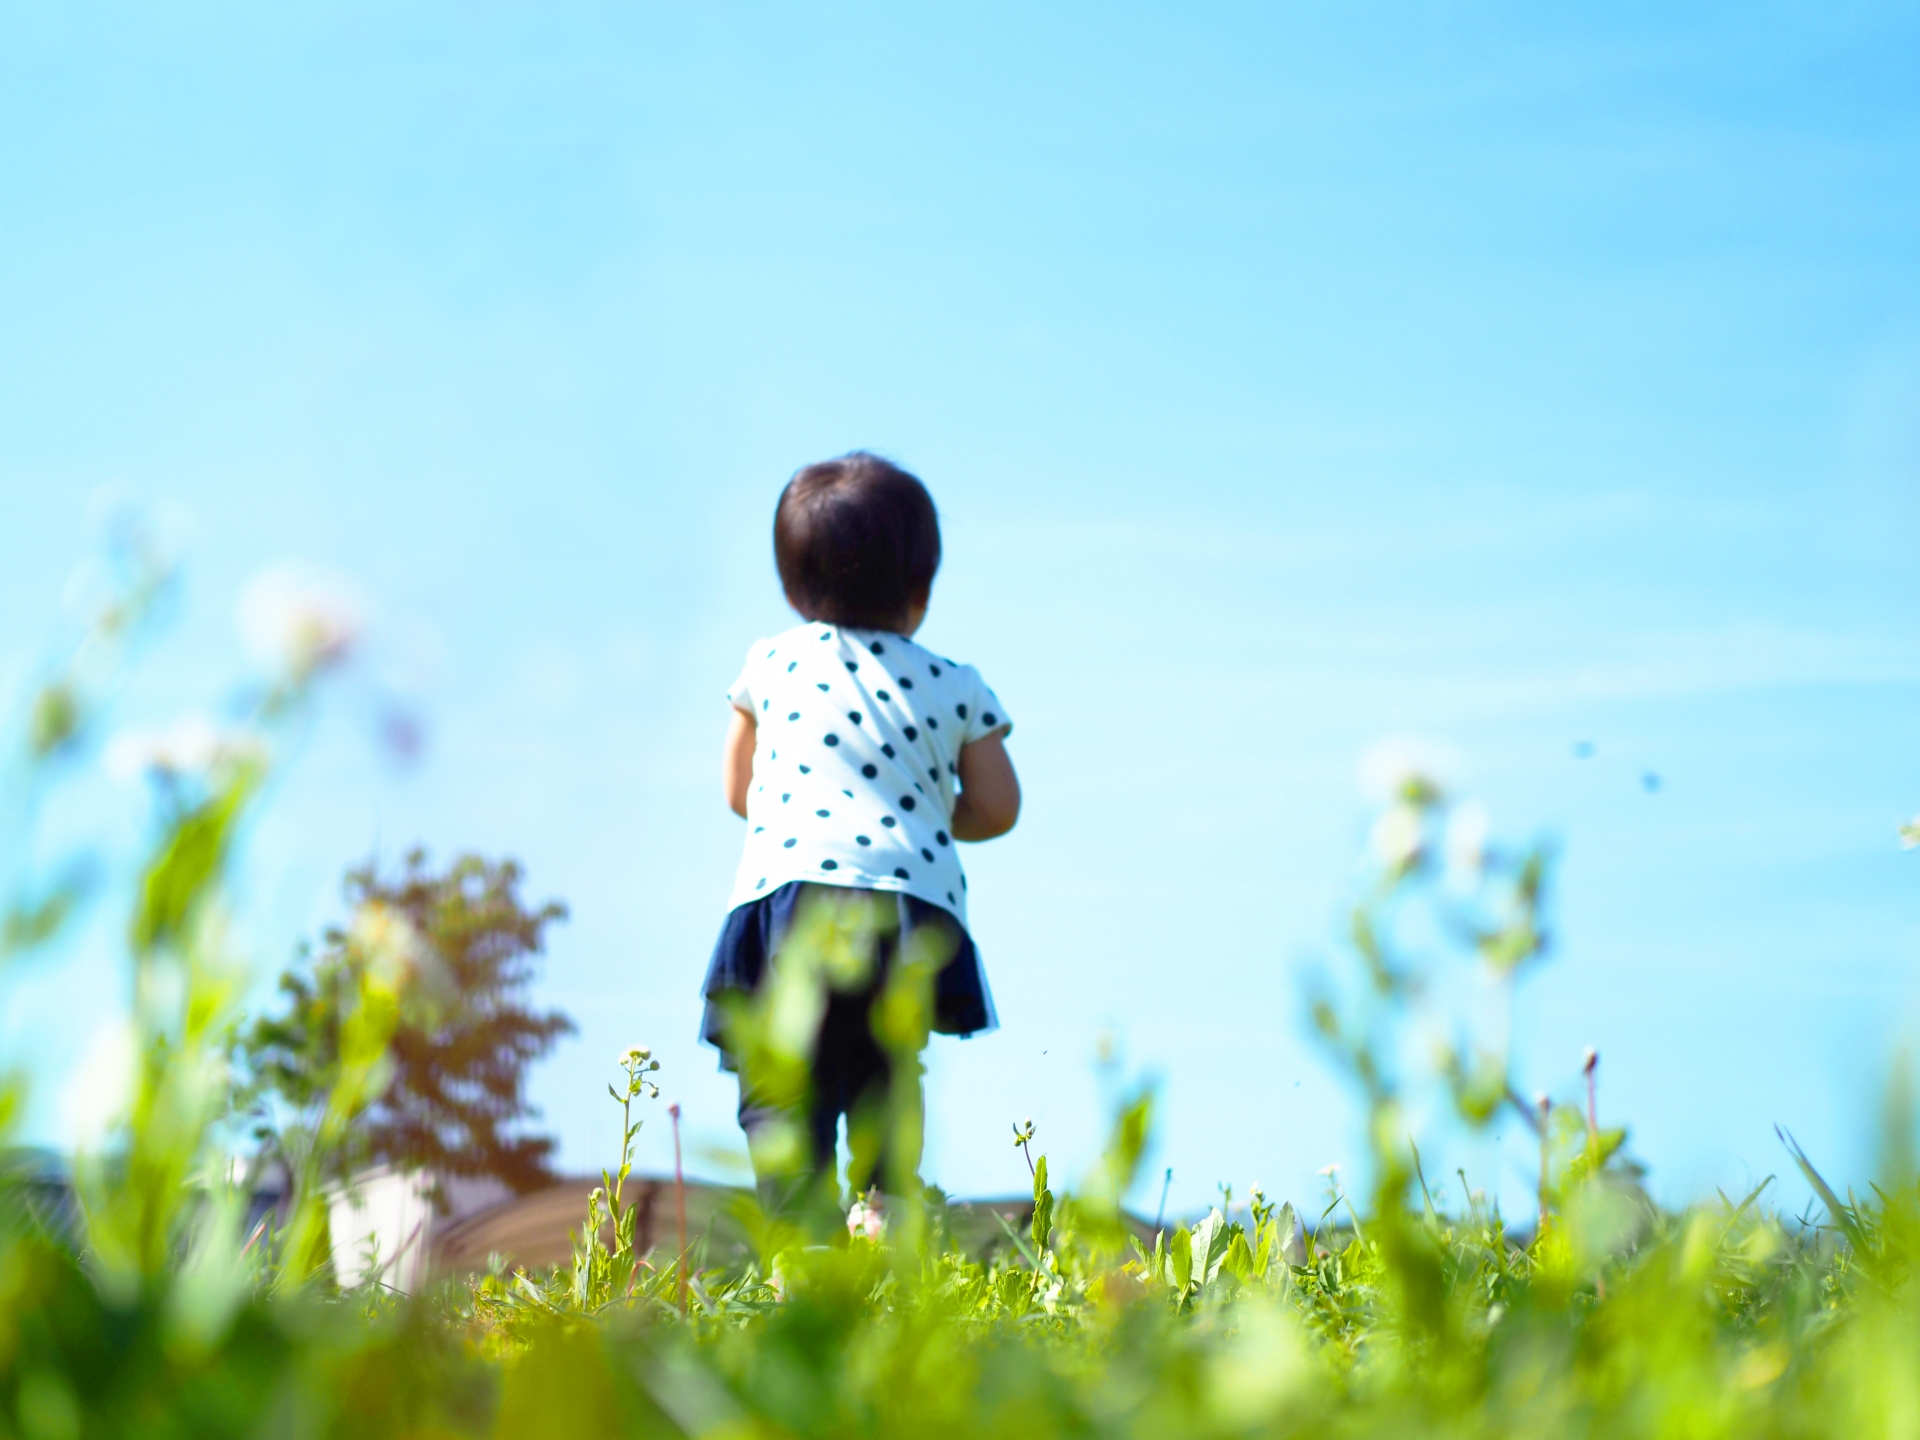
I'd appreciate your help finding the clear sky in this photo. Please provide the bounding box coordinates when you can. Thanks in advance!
[2,2,1917,1220]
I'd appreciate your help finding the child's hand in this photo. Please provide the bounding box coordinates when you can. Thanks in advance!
[722,708,756,818]
[952,732,1020,841]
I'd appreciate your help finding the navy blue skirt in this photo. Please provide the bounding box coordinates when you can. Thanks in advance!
[700,883,997,1067]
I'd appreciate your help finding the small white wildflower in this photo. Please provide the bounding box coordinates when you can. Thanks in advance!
[1901,818,1920,851]
[1318,1164,1339,1179]
[104,715,264,784]
[238,565,364,681]
[1368,805,1424,869]
[1358,736,1457,805]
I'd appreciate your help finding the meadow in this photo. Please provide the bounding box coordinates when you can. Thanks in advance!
[3,533,1917,1439]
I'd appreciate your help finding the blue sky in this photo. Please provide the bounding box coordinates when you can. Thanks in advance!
[2,2,1917,1218]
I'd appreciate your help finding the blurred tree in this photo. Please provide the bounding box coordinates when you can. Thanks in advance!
[238,851,575,1197]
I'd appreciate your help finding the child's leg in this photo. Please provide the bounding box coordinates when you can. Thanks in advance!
[736,1084,842,1235]
[845,1049,924,1200]
[734,1081,839,1182]
[734,986,883,1229]
[816,985,892,1193]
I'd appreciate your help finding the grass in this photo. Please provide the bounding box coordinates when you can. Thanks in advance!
[3,535,1917,1438]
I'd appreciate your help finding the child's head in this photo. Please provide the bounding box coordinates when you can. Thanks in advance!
[774,452,942,633]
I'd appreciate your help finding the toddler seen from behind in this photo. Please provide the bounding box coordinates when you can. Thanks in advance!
[699,453,1020,1218]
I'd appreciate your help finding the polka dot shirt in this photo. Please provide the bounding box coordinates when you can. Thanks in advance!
[725,623,1012,928]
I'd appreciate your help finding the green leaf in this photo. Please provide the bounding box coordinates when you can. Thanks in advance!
[1169,1225,1193,1294]
[1031,1154,1055,1252]
[1,879,85,960]
[131,770,258,955]
[1102,1090,1154,1199]
[1222,1230,1255,1284]
[1190,1209,1235,1287]
[27,681,82,758]
[992,1209,1044,1272]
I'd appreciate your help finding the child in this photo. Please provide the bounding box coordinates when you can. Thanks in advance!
[700,452,1021,1202]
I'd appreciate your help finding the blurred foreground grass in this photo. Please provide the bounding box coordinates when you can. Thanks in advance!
[3,531,1917,1439]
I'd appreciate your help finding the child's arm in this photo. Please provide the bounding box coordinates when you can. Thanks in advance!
[952,732,1020,840]
[722,709,756,818]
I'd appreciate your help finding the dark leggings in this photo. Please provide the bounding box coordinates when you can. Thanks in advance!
[736,981,920,1197]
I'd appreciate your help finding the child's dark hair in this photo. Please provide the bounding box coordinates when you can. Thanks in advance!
[774,453,942,630]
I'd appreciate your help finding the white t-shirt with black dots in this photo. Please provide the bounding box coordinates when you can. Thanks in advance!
[725,623,1012,930]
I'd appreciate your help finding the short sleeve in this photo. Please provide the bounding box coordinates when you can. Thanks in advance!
[957,665,1012,744]
[727,642,762,716]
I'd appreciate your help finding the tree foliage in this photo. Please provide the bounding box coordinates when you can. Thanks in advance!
[240,851,574,1195]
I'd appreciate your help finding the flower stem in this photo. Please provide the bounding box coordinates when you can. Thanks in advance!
[670,1102,687,1315]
